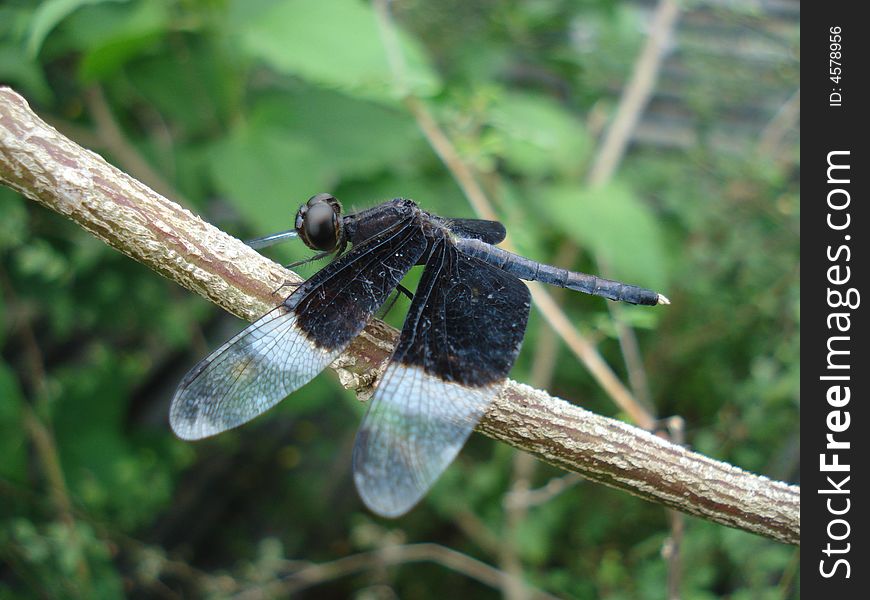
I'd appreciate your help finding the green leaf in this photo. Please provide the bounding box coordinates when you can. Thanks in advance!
[489,92,592,178]
[229,0,440,101]
[0,45,53,103]
[15,239,70,283]
[209,87,430,230]
[59,0,169,81]
[126,39,240,138]
[208,123,330,232]
[335,171,466,219]
[0,191,28,251]
[25,0,127,58]
[249,87,425,179]
[51,350,175,530]
[538,181,668,288]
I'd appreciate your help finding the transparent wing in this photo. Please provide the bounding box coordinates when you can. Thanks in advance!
[353,362,500,517]
[170,306,338,439]
[352,240,531,517]
[170,217,429,440]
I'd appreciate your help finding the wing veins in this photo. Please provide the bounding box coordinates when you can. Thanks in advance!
[291,215,415,308]
[171,216,429,440]
[354,240,526,516]
[315,223,420,316]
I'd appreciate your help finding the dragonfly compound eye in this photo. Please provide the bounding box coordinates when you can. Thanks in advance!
[300,194,342,251]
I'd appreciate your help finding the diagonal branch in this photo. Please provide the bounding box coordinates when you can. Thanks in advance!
[0,87,799,545]
[374,0,657,429]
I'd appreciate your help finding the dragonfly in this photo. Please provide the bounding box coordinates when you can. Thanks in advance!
[170,193,669,517]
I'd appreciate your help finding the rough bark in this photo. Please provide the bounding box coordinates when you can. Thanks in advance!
[0,87,800,545]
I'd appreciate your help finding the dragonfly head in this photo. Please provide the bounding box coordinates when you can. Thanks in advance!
[296,193,344,252]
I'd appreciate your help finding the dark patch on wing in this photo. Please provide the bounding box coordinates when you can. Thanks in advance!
[351,238,532,516]
[287,216,429,350]
[445,218,507,245]
[170,217,429,440]
[395,238,531,387]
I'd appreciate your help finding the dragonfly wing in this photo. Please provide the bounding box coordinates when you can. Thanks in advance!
[353,239,531,516]
[170,216,429,440]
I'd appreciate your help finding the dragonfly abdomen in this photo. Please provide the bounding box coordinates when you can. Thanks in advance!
[454,237,664,306]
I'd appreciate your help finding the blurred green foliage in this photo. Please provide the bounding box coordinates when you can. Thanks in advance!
[1,0,798,598]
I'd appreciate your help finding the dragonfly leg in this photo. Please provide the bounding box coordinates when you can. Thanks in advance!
[396,283,414,300]
[271,279,302,296]
[284,250,334,269]
[377,284,414,320]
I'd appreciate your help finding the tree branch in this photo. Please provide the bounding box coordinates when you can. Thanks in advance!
[0,87,799,545]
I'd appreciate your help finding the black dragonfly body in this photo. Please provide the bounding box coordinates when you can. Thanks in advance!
[171,193,668,517]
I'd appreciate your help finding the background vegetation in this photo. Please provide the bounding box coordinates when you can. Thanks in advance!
[1,0,799,598]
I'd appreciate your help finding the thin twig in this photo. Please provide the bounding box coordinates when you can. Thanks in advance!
[585,0,682,424]
[609,299,654,409]
[499,346,556,600]
[0,265,93,591]
[232,543,562,599]
[373,0,655,429]
[775,548,800,600]
[0,474,234,597]
[452,509,502,557]
[663,417,686,600]
[501,451,536,600]
[757,88,800,161]
[505,473,583,511]
[500,242,577,600]
[83,86,185,204]
[586,0,681,187]
[407,78,658,430]
[581,2,685,594]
